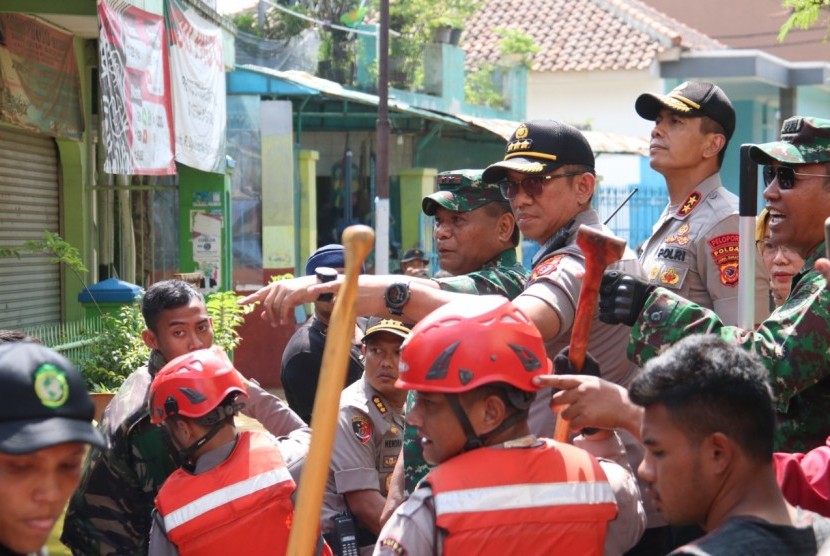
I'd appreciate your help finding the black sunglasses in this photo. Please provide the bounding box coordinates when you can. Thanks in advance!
[763,165,830,190]
[499,172,583,200]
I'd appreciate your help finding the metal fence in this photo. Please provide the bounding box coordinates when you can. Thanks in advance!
[21,317,104,368]
[595,181,666,249]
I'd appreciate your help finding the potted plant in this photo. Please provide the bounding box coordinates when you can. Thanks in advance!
[494,28,541,68]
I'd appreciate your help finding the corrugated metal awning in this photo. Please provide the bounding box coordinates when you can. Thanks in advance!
[233,66,472,128]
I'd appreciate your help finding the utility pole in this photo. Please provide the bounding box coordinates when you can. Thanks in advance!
[373,0,390,274]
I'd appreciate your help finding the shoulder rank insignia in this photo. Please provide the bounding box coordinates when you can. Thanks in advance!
[372,395,388,415]
[676,191,702,217]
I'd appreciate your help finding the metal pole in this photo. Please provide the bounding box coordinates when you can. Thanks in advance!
[738,144,758,330]
[374,0,391,274]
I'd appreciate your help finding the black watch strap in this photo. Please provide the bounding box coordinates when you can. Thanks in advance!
[385,282,411,316]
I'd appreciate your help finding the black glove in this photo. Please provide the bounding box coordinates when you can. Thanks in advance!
[598,270,655,327]
[553,346,601,379]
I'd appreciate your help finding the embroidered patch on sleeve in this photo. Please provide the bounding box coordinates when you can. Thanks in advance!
[352,415,373,444]
[708,234,740,287]
[530,254,565,281]
[379,537,406,555]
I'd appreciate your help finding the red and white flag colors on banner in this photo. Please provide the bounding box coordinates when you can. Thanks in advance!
[166,0,227,174]
[98,0,175,175]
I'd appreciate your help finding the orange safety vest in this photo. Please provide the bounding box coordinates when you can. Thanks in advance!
[155,430,296,556]
[426,438,618,556]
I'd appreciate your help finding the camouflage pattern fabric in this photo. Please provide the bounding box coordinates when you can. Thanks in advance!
[749,116,830,166]
[629,244,830,453]
[421,169,509,216]
[403,248,529,493]
[61,350,179,555]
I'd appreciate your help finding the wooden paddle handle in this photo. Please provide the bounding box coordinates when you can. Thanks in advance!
[287,225,375,556]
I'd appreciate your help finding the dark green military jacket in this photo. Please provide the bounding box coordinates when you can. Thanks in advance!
[403,248,529,493]
[62,350,179,555]
[629,243,830,452]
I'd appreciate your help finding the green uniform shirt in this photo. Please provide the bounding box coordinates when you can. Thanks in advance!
[629,243,830,452]
[62,350,178,555]
[403,248,529,493]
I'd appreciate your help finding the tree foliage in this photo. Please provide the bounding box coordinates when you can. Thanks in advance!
[778,0,830,41]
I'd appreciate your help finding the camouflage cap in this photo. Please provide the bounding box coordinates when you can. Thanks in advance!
[749,116,830,165]
[422,169,507,215]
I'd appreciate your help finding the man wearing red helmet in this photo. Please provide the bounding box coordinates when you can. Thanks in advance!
[375,297,645,556]
[147,349,331,556]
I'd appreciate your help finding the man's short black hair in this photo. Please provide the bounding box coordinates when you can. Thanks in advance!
[141,280,204,333]
[629,334,775,462]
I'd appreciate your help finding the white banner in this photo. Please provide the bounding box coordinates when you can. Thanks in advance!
[166,0,226,173]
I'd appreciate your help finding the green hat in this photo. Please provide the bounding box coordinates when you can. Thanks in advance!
[422,169,507,216]
[749,116,830,165]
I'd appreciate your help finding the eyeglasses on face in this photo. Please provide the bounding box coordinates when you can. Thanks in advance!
[498,172,583,200]
[762,165,830,190]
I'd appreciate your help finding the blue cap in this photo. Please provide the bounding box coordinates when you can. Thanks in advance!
[305,244,346,276]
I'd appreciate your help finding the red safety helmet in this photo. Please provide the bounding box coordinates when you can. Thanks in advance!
[396,296,551,393]
[149,349,247,425]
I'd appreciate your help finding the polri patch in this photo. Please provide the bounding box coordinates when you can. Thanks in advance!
[530,254,565,281]
[708,234,740,287]
[352,415,373,444]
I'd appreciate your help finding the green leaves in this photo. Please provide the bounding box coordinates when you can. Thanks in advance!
[778,0,830,42]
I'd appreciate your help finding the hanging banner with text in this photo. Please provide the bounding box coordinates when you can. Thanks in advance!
[166,0,226,174]
[0,14,83,139]
[98,0,175,175]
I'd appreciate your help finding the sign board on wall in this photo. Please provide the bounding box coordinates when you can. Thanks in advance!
[98,0,175,175]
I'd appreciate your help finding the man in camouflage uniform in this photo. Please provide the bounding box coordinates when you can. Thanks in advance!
[633,81,769,325]
[240,168,529,516]
[599,116,830,453]
[62,280,310,554]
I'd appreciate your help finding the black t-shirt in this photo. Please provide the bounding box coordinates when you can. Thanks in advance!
[280,316,364,424]
[671,512,830,556]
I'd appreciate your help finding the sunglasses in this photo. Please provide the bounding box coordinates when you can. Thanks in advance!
[762,165,830,190]
[499,172,583,200]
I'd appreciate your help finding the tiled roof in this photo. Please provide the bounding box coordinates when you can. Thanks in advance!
[462,0,725,72]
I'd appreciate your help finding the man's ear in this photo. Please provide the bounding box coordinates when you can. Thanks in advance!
[496,211,516,243]
[575,173,596,205]
[476,394,508,436]
[142,328,158,350]
[703,133,726,160]
[704,431,734,475]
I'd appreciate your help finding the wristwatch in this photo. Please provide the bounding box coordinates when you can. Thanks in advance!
[384,282,411,316]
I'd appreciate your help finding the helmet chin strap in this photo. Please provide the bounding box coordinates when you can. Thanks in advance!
[175,402,242,472]
[446,393,528,453]
[178,420,225,473]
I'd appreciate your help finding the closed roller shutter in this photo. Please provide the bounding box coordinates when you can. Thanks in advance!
[0,126,61,328]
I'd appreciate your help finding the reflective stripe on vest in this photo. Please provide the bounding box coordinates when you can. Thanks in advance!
[434,480,616,516]
[163,464,293,532]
